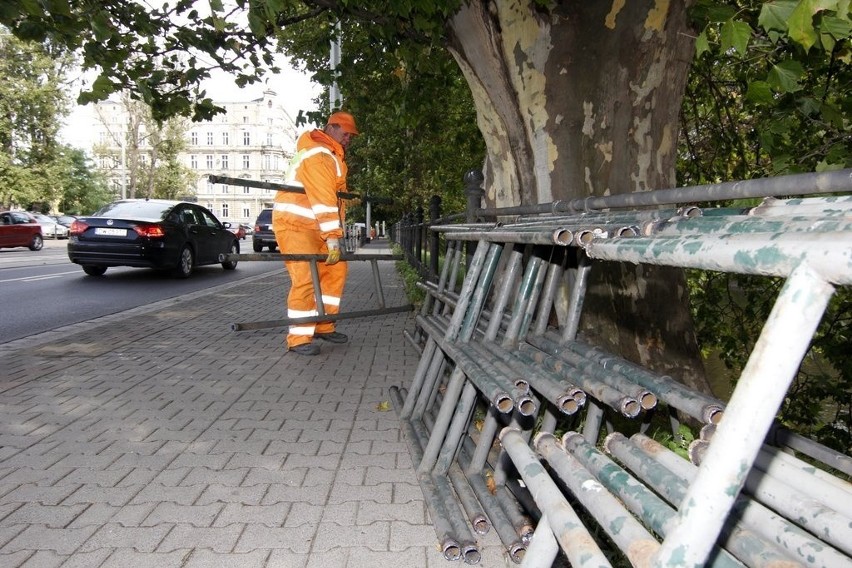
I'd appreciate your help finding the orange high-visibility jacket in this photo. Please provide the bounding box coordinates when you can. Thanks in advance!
[273,129,347,241]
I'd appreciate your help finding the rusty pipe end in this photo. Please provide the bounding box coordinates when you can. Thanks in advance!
[514,379,530,393]
[689,439,709,465]
[639,391,657,411]
[575,229,601,247]
[519,523,535,545]
[561,430,583,451]
[499,426,520,442]
[603,431,627,454]
[471,515,490,536]
[558,395,579,415]
[494,394,514,414]
[678,205,703,218]
[704,405,725,424]
[620,397,641,418]
[553,228,573,245]
[569,388,587,406]
[508,542,526,564]
[615,225,640,237]
[461,542,481,565]
[700,423,716,441]
[533,431,558,449]
[441,538,462,561]
[516,396,538,417]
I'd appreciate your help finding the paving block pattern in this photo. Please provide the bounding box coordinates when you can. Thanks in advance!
[0,250,510,567]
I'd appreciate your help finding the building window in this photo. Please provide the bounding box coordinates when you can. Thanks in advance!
[221,154,229,169]
[190,155,197,169]
[243,185,250,194]
[243,154,250,169]
[243,131,250,146]
[222,132,229,145]
[222,204,229,218]
[243,206,251,218]
[207,131,213,145]
[191,131,198,145]
[206,155,214,169]
[266,132,273,145]
[207,181,214,193]
[243,116,248,123]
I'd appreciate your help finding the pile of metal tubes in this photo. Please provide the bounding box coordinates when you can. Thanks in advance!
[390,169,852,567]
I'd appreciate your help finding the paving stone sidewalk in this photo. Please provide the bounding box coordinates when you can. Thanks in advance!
[0,244,509,568]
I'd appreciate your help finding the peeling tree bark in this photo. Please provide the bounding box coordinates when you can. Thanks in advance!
[446,0,713,396]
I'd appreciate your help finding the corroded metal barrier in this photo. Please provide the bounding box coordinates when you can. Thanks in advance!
[218,251,410,331]
[390,169,852,566]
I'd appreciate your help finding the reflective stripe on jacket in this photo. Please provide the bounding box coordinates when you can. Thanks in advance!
[273,129,347,240]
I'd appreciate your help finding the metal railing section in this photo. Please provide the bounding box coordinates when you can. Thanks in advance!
[390,169,852,566]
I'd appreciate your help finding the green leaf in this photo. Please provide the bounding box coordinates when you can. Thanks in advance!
[720,19,752,56]
[759,0,798,32]
[247,11,268,38]
[695,28,710,57]
[821,14,852,38]
[745,80,773,103]
[767,60,805,92]
[91,12,112,42]
[209,0,224,11]
[788,0,819,50]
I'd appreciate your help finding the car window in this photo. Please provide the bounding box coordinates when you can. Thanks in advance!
[197,209,221,229]
[179,208,199,225]
[94,201,175,221]
[256,209,272,223]
[11,212,30,224]
[0,213,10,225]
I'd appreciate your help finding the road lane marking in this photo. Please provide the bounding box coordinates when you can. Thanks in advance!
[0,270,80,284]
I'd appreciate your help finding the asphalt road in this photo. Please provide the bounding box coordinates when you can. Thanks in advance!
[0,237,285,344]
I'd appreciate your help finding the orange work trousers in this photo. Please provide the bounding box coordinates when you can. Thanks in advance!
[274,228,348,348]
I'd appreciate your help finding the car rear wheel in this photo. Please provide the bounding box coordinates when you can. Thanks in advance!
[222,241,239,270]
[83,265,107,276]
[173,245,194,278]
[28,234,44,251]
[268,243,277,252]
[253,241,263,252]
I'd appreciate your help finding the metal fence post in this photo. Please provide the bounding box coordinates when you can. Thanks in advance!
[415,205,424,275]
[429,195,442,281]
[464,169,485,270]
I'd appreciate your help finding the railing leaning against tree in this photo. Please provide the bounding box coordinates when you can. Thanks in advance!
[390,168,852,566]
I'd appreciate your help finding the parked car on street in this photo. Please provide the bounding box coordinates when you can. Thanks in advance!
[30,212,69,239]
[226,223,246,240]
[67,199,240,278]
[0,211,44,251]
[252,208,277,252]
[52,214,77,228]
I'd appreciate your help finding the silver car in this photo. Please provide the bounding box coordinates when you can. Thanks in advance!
[30,212,70,239]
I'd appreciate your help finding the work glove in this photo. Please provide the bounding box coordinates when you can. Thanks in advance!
[326,238,341,265]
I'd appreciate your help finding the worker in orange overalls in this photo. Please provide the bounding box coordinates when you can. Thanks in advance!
[272,111,359,356]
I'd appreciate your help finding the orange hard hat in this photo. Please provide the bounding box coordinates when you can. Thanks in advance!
[327,111,359,135]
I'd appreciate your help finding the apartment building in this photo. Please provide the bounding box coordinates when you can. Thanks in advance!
[92,89,299,225]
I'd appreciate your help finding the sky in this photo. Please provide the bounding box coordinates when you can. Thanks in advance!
[59,58,323,150]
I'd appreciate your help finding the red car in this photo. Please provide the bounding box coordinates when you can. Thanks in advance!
[0,211,44,251]
[227,223,246,240]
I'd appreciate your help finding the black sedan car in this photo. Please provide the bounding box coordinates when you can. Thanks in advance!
[67,199,240,278]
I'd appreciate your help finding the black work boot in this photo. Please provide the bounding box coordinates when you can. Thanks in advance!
[289,343,320,355]
[315,331,348,344]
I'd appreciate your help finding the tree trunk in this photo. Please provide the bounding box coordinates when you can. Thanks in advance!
[446,0,713,395]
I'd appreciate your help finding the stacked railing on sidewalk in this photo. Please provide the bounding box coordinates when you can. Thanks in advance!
[389,169,852,566]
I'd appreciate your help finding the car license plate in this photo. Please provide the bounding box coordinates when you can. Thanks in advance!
[94,228,126,236]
